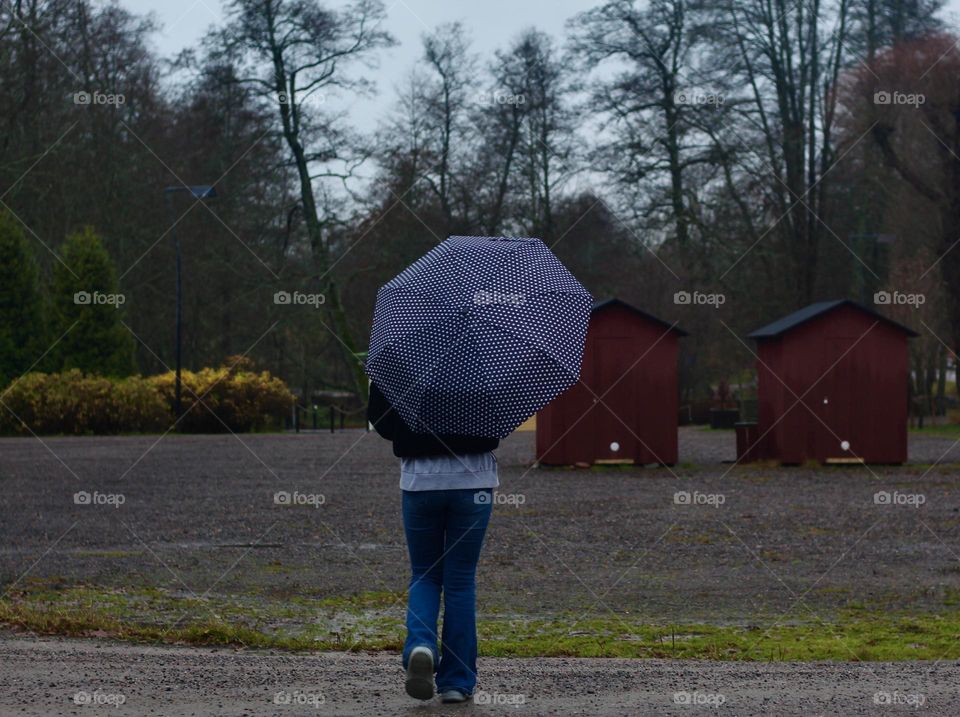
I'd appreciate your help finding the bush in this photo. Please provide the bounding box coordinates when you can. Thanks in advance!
[0,370,172,435]
[0,362,294,435]
[147,361,293,433]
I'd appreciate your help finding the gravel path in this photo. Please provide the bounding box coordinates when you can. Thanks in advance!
[0,634,956,716]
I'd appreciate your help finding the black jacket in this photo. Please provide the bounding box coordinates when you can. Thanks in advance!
[367,381,499,458]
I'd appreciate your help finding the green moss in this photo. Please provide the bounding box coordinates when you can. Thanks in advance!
[3,581,959,660]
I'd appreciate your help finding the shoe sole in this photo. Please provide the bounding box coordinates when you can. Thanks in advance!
[405,649,434,700]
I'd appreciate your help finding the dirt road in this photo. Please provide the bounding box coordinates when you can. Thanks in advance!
[0,633,955,716]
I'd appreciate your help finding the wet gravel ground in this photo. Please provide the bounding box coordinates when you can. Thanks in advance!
[2,429,960,714]
[1,428,960,621]
[0,634,957,716]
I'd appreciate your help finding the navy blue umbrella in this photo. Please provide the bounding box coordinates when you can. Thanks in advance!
[365,235,592,438]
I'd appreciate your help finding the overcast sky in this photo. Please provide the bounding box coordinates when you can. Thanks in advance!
[124,0,593,134]
[123,0,960,135]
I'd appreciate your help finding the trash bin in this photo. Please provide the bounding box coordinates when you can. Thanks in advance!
[735,421,760,462]
[710,408,739,429]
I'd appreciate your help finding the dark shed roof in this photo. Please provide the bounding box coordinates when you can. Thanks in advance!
[746,299,919,339]
[592,298,688,336]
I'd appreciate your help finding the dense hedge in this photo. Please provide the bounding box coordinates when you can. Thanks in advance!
[0,371,169,435]
[148,364,293,434]
[0,362,294,435]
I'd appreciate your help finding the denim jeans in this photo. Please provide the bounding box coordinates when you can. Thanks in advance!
[401,488,493,695]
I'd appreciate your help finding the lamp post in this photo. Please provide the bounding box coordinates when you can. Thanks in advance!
[847,233,895,305]
[163,185,217,421]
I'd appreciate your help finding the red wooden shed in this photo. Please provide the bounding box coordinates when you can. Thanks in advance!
[536,299,686,466]
[743,299,917,465]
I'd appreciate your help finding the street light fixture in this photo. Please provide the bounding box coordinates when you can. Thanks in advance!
[163,185,218,421]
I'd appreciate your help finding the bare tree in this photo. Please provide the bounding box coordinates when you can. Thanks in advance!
[570,0,705,252]
[850,0,944,61]
[514,30,576,240]
[476,46,527,235]
[474,30,576,239]
[214,0,394,397]
[419,22,476,230]
[864,34,960,378]
[709,0,854,306]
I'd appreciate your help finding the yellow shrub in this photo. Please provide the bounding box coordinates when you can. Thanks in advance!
[0,362,293,435]
[147,363,293,433]
[0,370,172,435]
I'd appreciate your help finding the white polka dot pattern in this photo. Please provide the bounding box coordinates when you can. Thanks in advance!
[366,235,592,438]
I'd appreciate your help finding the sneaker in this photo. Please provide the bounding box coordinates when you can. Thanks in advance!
[440,689,468,703]
[404,646,434,700]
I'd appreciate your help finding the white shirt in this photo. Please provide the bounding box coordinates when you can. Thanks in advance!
[400,451,499,491]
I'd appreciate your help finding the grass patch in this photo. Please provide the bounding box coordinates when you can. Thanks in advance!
[910,423,960,438]
[2,579,959,660]
[477,615,955,660]
[0,580,403,651]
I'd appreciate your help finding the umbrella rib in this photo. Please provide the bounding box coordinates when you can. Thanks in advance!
[469,313,583,435]
[384,284,459,304]
[518,287,594,300]
[377,240,579,357]
[368,297,458,362]
[405,315,474,433]
[482,240,586,298]
[470,312,583,377]
[450,237,537,303]
[483,239,538,295]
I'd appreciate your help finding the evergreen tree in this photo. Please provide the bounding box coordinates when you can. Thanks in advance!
[51,227,136,377]
[0,210,46,390]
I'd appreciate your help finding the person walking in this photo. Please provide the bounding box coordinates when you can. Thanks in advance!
[368,380,498,703]
[364,235,591,703]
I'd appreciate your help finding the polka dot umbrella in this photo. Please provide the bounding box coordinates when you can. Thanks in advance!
[365,235,592,438]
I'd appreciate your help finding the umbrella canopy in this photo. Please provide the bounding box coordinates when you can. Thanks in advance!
[366,235,592,438]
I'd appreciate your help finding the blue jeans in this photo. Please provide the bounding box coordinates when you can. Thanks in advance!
[401,488,492,695]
